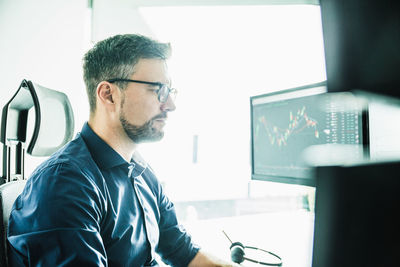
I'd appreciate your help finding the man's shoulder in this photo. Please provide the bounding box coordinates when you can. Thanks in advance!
[23,134,108,206]
[44,134,90,165]
[32,133,98,180]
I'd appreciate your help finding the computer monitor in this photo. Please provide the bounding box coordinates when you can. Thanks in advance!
[250,81,369,186]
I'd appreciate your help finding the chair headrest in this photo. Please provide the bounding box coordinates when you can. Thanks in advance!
[1,79,74,157]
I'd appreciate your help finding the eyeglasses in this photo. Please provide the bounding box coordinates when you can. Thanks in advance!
[107,78,177,103]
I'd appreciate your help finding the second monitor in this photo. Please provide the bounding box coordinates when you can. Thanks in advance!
[250,81,369,186]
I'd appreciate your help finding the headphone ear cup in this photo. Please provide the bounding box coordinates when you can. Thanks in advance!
[230,242,245,264]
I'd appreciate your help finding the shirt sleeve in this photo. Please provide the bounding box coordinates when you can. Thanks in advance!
[7,162,107,267]
[154,179,200,267]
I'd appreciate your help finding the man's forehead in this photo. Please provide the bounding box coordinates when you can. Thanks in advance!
[131,58,171,84]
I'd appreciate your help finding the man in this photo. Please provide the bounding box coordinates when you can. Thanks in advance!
[7,34,237,266]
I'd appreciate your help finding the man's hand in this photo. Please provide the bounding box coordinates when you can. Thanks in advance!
[188,250,242,267]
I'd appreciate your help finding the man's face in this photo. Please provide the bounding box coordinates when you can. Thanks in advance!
[118,58,176,143]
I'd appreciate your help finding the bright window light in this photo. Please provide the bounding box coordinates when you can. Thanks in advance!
[138,5,326,202]
[137,5,322,266]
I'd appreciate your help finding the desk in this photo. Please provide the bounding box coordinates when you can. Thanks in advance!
[181,210,314,267]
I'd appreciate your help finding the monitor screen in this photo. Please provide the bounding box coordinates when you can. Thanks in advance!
[250,81,368,186]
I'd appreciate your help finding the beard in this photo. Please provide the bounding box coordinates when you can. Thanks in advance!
[119,111,166,144]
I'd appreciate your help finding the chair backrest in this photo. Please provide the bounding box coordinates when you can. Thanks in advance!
[0,79,74,266]
[0,181,26,266]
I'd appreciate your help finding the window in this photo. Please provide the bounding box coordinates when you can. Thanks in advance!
[139,5,325,200]
[138,5,324,265]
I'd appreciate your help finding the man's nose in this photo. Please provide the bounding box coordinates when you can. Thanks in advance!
[161,94,176,112]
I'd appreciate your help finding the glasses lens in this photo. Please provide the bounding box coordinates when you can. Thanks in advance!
[159,85,169,103]
[159,85,177,103]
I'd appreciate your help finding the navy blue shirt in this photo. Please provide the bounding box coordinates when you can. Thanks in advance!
[7,123,200,266]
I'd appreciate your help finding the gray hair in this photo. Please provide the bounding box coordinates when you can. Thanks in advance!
[83,34,171,113]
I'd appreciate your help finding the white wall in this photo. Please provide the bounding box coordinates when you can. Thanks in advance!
[0,0,89,128]
[0,0,89,175]
[91,0,155,42]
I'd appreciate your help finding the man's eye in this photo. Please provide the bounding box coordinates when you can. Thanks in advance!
[148,86,159,92]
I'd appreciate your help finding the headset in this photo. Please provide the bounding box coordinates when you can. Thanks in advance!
[223,231,283,266]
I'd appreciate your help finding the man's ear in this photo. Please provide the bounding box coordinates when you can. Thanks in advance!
[96,81,116,108]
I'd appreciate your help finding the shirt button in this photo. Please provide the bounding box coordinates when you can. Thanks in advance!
[128,163,135,177]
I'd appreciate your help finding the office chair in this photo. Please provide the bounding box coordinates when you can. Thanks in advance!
[0,79,74,266]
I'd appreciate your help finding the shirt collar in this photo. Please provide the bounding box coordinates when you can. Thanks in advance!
[130,151,148,177]
[80,122,127,169]
[80,122,148,174]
